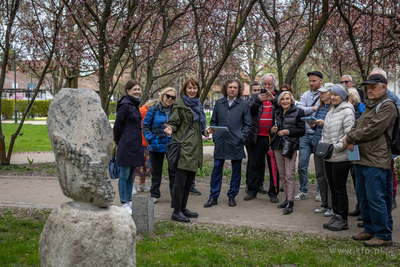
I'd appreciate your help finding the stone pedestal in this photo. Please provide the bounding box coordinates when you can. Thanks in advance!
[131,196,154,234]
[39,202,136,267]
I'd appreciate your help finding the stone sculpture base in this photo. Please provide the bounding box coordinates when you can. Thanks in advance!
[39,202,136,267]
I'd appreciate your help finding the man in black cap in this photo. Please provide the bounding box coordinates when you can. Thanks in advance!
[295,71,323,201]
[344,74,397,247]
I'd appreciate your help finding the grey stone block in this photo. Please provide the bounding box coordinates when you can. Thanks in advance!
[131,195,154,234]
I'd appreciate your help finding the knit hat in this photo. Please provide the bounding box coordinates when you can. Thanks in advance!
[331,85,348,101]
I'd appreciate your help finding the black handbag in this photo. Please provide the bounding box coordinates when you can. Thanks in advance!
[281,138,295,159]
[316,142,334,159]
[165,121,193,169]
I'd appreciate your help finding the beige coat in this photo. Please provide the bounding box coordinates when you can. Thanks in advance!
[321,101,355,162]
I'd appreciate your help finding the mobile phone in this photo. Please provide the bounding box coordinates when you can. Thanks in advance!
[260,88,267,94]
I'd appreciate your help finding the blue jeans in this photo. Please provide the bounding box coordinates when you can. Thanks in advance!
[297,133,313,193]
[354,164,392,241]
[118,166,135,204]
[209,159,242,199]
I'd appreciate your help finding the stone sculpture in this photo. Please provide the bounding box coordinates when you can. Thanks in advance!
[39,88,136,266]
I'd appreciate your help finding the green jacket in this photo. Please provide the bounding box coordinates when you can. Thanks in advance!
[346,93,397,170]
[167,98,204,172]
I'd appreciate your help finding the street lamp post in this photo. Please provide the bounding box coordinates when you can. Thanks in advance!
[13,50,18,123]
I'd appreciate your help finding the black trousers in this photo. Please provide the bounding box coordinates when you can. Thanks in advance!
[248,136,278,196]
[325,161,351,220]
[149,151,175,199]
[245,145,265,188]
[171,168,196,213]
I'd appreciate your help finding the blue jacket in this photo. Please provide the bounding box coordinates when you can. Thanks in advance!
[142,104,173,153]
[354,102,365,120]
[387,90,400,107]
[311,103,331,147]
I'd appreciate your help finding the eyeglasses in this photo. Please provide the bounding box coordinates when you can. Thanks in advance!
[165,94,176,100]
[340,81,350,84]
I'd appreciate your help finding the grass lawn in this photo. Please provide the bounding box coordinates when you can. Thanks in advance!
[1,124,52,153]
[1,122,213,153]
[1,207,399,267]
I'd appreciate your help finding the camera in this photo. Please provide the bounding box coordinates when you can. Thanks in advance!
[260,88,267,94]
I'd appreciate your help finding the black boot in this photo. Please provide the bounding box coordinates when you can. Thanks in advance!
[349,203,360,216]
[277,198,288,209]
[283,201,294,214]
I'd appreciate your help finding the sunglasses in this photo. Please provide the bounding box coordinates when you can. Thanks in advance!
[165,94,176,100]
[340,81,350,84]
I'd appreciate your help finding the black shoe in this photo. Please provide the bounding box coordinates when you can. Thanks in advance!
[358,222,365,228]
[190,186,201,195]
[328,216,349,231]
[277,198,288,209]
[270,196,279,203]
[349,204,360,216]
[229,197,237,207]
[283,201,294,214]
[279,186,284,192]
[258,186,268,194]
[392,198,397,211]
[171,212,190,223]
[204,198,218,208]
[357,215,362,221]
[244,194,257,201]
[182,209,198,218]
[323,214,339,229]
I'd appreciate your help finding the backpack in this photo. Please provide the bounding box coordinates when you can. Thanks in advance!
[375,99,400,155]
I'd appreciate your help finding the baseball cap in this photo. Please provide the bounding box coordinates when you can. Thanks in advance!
[318,82,335,92]
[361,74,387,85]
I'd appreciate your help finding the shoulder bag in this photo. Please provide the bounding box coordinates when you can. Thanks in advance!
[316,142,333,159]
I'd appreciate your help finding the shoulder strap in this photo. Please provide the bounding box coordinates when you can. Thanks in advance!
[151,105,159,124]
[181,120,194,142]
[375,99,392,114]
[311,95,320,107]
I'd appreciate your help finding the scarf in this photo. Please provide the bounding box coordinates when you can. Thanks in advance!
[181,94,207,133]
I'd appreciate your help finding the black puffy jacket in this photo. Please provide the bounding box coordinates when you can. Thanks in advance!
[270,104,306,151]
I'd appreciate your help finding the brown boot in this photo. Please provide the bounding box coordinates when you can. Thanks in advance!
[363,237,393,247]
[352,231,374,241]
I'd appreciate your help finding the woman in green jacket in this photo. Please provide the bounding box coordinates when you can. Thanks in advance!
[164,78,207,223]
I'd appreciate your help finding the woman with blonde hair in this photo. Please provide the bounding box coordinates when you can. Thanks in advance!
[270,91,306,214]
[143,87,177,203]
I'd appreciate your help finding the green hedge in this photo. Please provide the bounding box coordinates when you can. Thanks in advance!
[109,101,117,115]
[3,99,115,118]
[1,99,14,119]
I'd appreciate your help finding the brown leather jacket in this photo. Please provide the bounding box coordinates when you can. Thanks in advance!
[346,94,397,170]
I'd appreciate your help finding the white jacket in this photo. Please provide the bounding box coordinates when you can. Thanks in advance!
[321,101,355,162]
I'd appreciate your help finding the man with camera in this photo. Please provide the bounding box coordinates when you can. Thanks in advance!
[244,73,280,202]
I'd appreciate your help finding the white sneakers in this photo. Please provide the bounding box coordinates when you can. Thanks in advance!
[153,198,159,203]
[122,203,132,215]
[315,192,322,202]
[138,183,151,192]
[294,192,308,200]
[132,184,138,195]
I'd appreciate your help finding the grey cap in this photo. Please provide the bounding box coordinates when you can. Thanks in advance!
[318,82,335,92]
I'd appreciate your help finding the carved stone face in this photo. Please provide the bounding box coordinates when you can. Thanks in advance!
[47,88,115,207]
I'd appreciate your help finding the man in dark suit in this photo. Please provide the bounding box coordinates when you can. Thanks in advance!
[204,79,252,207]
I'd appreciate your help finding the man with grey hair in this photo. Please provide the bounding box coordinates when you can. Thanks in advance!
[245,73,280,202]
[340,75,364,103]
[370,68,400,107]
[344,73,397,247]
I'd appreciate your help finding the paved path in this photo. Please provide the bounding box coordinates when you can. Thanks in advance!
[1,174,399,242]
